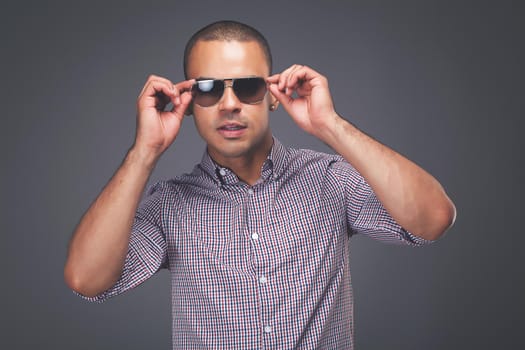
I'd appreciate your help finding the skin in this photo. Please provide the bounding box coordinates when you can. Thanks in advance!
[64,39,456,298]
[267,65,456,241]
[186,40,278,184]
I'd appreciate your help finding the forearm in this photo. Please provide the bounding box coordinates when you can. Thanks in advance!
[320,116,456,240]
[64,147,157,297]
[267,65,455,239]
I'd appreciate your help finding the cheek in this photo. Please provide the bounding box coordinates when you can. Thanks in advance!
[263,94,273,108]
[255,95,272,117]
[192,114,213,138]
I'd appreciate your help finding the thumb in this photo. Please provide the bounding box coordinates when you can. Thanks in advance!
[172,90,193,117]
[268,83,293,113]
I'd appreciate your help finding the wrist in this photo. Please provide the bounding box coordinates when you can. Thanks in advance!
[314,112,348,145]
[126,145,161,172]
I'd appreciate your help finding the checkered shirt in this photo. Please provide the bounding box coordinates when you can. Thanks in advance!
[82,138,431,349]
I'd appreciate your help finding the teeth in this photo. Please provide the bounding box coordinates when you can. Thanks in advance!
[223,125,242,130]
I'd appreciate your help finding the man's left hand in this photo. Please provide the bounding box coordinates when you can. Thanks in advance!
[267,65,341,140]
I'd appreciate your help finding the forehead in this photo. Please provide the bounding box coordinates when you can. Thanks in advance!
[186,40,270,79]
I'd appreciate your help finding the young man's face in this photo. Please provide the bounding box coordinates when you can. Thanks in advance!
[186,40,275,166]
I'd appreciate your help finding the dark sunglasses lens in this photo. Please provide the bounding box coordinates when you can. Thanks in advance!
[193,80,224,107]
[234,78,267,104]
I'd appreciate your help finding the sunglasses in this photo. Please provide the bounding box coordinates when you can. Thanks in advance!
[191,77,267,107]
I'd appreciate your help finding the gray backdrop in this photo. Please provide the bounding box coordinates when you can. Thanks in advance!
[2,0,523,349]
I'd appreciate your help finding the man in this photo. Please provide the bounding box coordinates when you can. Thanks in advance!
[64,20,456,348]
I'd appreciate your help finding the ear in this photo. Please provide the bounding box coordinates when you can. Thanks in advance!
[268,92,279,111]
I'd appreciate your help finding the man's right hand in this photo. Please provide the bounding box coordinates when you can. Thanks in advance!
[134,75,194,163]
[64,75,194,297]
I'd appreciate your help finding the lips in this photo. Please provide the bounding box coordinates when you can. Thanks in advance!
[218,123,246,131]
[217,123,247,138]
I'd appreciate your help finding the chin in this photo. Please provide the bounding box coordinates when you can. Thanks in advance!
[204,127,272,159]
[208,136,265,160]
[214,140,252,158]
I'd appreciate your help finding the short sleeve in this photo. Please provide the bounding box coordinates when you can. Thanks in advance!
[78,181,169,302]
[329,157,433,246]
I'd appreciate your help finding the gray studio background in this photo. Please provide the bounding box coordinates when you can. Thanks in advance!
[2,1,523,349]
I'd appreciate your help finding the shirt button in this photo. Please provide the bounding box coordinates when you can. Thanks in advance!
[259,276,267,284]
[251,233,259,240]
[247,188,254,195]
[219,168,226,176]
[264,325,272,334]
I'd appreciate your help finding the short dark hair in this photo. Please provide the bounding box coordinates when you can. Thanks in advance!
[183,20,273,78]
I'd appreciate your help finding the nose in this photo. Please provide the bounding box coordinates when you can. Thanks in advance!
[218,80,242,113]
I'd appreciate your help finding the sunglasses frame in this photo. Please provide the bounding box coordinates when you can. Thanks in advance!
[191,76,268,107]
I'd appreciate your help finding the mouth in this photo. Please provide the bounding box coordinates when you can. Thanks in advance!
[217,123,247,138]
[218,123,246,131]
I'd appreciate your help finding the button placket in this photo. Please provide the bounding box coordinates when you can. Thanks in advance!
[244,182,274,340]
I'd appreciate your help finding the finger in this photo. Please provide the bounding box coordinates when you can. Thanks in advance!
[268,82,294,110]
[273,65,292,91]
[139,83,178,114]
[288,65,327,99]
[266,75,281,98]
[172,79,195,108]
[173,79,195,93]
[277,65,299,92]
[171,89,194,116]
[279,64,308,96]
[266,74,280,84]
[138,77,194,111]
[172,79,195,100]
[268,64,305,102]
[286,65,316,92]
[139,79,175,103]
[285,65,306,92]
[139,75,175,97]
[285,64,303,84]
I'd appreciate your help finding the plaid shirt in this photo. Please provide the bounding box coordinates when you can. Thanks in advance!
[84,138,431,349]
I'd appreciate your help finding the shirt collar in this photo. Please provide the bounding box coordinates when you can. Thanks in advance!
[198,137,288,186]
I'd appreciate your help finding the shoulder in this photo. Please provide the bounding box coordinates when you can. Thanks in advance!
[146,165,217,199]
[282,146,364,190]
[284,146,355,175]
[286,146,338,167]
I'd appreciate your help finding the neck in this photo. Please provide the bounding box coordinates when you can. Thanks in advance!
[210,136,273,186]
[225,156,265,185]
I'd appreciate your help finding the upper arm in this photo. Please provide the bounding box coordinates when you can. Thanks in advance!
[329,158,434,246]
